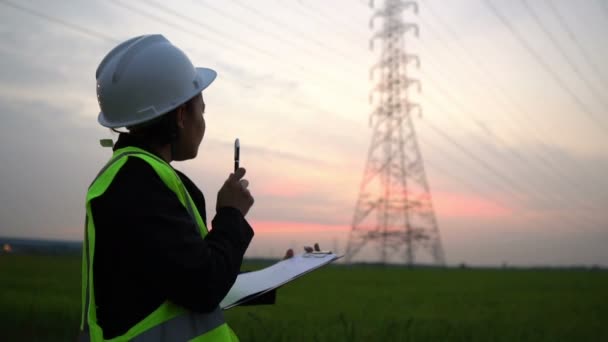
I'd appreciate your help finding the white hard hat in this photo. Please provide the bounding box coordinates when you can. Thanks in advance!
[95,35,217,128]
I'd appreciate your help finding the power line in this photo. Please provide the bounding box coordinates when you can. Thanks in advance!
[521,0,608,107]
[187,0,364,91]
[483,0,608,136]
[142,0,285,61]
[419,0,566,140]
[415,52,603,228]
[421,68,537,174]
[545,0,608,90]
[295,0,367,39]
[418,11,560,147]
[425,98,604,231]
[423,119,526,199]
[418,2,568,155]
[189,1,341,64]
[0,0,358,161]
[282,0,360,43]
[112,0,363,96]
[112,0,366,128]
[417,1,605,215]
[418,65,559,200]
[144,0,361,81]
[418,134,518,210]
[419,54,605,228]
[417,130,591,234]
[109,0,235,51]
[231,0,364,67]
[419,116,603,233]
[0,0,117,44]
[297,0,377,39]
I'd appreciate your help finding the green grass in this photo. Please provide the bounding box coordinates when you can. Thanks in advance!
[0,254,81,341]
[1,254,607,341]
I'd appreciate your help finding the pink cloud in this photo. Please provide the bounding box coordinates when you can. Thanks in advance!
[432,191,512,218]
[249,220,350,233]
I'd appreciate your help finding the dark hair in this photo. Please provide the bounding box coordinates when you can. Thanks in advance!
[124,97,196,146]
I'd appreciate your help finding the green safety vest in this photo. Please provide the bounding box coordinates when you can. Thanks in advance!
[80,146,239,342]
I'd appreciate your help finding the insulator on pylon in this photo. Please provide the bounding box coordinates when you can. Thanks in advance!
[402,1,419,14]
[404,78,421,92]
[405,24,420,37]
[404,54,420,68]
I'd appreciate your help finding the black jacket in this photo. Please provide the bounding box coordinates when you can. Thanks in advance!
[90,134,255,339]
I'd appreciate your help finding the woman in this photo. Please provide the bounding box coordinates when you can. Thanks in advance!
[80,34,257,341]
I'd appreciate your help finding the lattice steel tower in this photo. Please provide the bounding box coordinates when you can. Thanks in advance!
[345,0,445,265]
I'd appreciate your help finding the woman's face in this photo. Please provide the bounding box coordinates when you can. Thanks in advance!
[175,93,205,161]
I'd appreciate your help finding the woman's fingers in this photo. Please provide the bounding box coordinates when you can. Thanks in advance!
[283,248,294,259]
[304,243,321,253]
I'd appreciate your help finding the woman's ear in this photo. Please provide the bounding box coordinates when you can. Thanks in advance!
[175,104,187,129]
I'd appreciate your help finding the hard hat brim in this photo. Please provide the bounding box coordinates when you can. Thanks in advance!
[195,67,217,93]
[98,67,217,128]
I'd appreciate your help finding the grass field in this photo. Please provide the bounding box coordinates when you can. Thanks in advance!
[1,254,607,341]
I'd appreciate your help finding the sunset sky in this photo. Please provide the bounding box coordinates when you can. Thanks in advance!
[1,0,607,265]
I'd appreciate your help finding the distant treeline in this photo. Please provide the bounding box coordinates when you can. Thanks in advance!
[0,237,82,256]
[0,237,604,270]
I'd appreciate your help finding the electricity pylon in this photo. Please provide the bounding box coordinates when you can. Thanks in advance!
[345,0,445,265]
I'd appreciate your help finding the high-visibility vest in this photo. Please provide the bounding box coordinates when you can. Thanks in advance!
[80,146,239,341]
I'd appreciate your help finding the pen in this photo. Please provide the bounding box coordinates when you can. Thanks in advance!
[234,138,240,172]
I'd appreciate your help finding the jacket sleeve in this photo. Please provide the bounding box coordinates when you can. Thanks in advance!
[94,157,253,313]
[162,206,254,312]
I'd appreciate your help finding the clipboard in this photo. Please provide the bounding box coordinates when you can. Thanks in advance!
[220,252,341,309]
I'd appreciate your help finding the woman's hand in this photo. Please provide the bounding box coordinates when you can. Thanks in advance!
[216,167,254,216]
[283,243,321,259]
[304,243,321,253]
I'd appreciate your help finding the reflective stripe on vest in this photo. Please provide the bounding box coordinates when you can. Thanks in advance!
[80,147,237,342]
[132,307,225,342]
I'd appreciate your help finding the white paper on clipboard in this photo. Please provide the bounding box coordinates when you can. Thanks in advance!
[220,252,340,309]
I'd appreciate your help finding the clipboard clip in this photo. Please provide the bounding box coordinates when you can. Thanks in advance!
[302,251,333,258]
